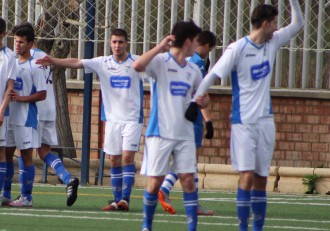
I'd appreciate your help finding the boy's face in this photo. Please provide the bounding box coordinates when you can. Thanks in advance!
[14,35,33,56]
[263,16,278,41]
[110,35,128,57]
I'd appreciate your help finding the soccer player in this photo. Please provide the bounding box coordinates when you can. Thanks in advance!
[185,1,304,230]
[36,28,144,211]
[132,20,205,231]
[4,23,47,207]
[0,18,17,206]
[158,30,216,216]
[31,47,79,207]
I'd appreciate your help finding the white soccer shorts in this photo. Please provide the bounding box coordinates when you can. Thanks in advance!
[103,121,143,155]
[0,116,8,146]
[140,137,196,176]
[38,120,58,146]
[6,124,39,150]
[230,116,275,177]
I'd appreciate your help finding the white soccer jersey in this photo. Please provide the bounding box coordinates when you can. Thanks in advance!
[31,48,56,121]
[0,47,17,107]
[210,27,292,124]
[145,52,203,140]
[82,54,143,123]
[9,57,47,129]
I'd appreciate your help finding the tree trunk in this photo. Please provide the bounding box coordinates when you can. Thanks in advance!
[35,0,80,158]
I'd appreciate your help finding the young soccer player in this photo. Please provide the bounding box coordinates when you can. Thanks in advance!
[185,1,304,230]
[0,18,17,206]
[132,20,205,231]
[36,28,144,211]
[158,30,216,216]
[31,47,79,206]
[4,23,47,207]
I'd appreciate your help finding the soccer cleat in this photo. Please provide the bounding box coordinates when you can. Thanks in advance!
[66,178,79,206]
[197,204,214,216]
[117,199,129,211]
[9,196,32,207]
[142,228,150,231]
[0,195,12,206]
[102,200,119,211]
[158,189,176,214]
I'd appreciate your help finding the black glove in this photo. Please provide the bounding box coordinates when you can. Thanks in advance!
[185,102,198,122]
[205,121,214,139]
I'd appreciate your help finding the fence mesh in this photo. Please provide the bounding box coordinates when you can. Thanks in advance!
[1,0,329,89]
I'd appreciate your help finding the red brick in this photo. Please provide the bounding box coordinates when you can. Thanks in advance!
[304,115,320,124]
[295,142,311,151]
[311,143,328,152]
[286,133,302,141]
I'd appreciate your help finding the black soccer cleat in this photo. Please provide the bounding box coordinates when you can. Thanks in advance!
[66,178,79,207]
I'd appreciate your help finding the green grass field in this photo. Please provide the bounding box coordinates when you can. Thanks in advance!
[1,184,330,231]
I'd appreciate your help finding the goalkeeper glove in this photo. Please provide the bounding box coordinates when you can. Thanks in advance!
[185,102,198,122]
[205,121,214,139]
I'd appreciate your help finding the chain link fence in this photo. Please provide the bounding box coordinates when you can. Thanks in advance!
[1,0,329,89]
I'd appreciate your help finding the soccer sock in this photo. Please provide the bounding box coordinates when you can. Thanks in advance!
[110,166,123,202]
[0,162,6,192]
[237,187,251,231]
[44,153,71,185]
[251,190,267,231]
[122,164,136,203]
[160,172,178,195]
[3,161,14,199]
[142,190,158,230]
[183,191,198,231]
[21,165,35,201]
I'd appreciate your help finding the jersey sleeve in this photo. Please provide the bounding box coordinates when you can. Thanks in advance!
[210,44,237,80]
[145,54,162,80]
[82,57,103,74]
[7,53,17,81]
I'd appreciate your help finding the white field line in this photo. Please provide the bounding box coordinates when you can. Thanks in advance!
[1,207,330,225]
[0,211,329,231]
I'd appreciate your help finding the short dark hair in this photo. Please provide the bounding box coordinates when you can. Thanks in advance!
[0,18,6,35]
[12,22,35,42]
[171,20,202,48]
[111,28,128,41]
[197,30,216,48]
[251,4,278,29]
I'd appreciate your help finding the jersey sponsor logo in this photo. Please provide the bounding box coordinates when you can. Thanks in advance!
[107,67,117,71]
[170,81,191,97]
[168,68,177,72]
[14,77,23,91]
[250,61,270,80]
[110,76,131,88]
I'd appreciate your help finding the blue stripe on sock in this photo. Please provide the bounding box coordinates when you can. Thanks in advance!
[183,191,198,231]
[122,164,136,202]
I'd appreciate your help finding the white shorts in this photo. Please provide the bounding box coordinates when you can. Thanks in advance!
[141,137,196,176]
[38,120,58,146]
[6,124,39,150]
[0,116,8,146]
[103,121,143,155]
[230,117,275,177]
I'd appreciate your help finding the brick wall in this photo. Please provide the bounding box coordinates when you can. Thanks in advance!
[66,82,330,168]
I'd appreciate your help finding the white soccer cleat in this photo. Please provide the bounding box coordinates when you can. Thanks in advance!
[9,196,32,207]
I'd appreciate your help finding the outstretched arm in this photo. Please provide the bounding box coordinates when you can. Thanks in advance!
[132,35,175,72]
[286,0,304,36]
[36,56,84,69]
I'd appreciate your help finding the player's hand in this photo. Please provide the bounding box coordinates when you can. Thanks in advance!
[159,35,175,52]
[205,120,214,139]
[196,94,208,109]
[9,90,20,102]
[35,56,53,66]
[185,102,198,122]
